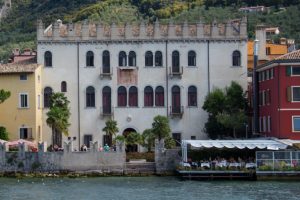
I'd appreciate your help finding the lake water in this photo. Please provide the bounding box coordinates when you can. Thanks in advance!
[0,177,299,200]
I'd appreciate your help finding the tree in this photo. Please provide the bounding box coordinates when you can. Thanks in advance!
[202,88,226,116]
[141,129,155,152]
[164,136,176,149]
[0,89,11,104]
[102,119,119,138]
[46,93,70,147]
[0,126,9,140]
[152,115,171,141]
[125,132,142,146]
[202,81,247,139]
[217,111,247,138]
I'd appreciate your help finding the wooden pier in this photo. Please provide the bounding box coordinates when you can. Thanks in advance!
[177,170,256,180]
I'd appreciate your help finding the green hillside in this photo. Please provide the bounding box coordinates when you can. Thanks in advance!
[0,0,300,62]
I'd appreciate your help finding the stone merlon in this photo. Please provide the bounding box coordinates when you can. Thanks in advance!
[37,18,247,42]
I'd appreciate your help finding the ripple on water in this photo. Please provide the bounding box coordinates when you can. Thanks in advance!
[0,177,300,200]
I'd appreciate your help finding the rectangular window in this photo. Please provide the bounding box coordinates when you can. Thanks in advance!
[191,136,196,140]
[38,95,41,109]
[20,74,27,80]
[292,87,300,102]
[293,116,300,132]
[172,133,181,147]
[20,128,32,139]
[84,135,93,148]
[259,117,262,132]
[262,71,265,81]
[292,66,300,75]
[270,68,274,79]
[263,116,267,132]
[19,93,28,108]
[266,47,271,55]
[258,72,262,82]
[268,116,271,132]
[266,70,270,80]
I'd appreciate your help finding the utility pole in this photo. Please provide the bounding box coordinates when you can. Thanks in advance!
[253,39,259,134]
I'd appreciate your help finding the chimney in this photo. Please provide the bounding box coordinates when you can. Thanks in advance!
[255,25,267,60]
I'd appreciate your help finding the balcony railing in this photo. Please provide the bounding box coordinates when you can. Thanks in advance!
[100,67,113,79]
[170,106,184,117]
[118,66,138,70]
[100,106,114,117]
[169,66,183,78]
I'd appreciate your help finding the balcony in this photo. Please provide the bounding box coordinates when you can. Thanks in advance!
[118,66,139,70]
[169,66,183,78]
[100,106,114,118]
[169,106,184,118]
[100,67,113,79]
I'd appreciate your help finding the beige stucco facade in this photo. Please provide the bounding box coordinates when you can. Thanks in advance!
[0,64,43,142]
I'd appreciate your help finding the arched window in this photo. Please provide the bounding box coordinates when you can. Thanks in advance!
[44,87,53,108]
[102,86,111,114]
[172,51,180,73]
[155,86,164,106]
[102,50,110,73]
[118,86,127,106]
[61,81,67,92]
[129,86,138,107]
[172,86,181,113]
[86,86,95,107]
[188,51,196,66]
[188,86,197,106]
[86,51,94,67]
[155,51,163,67]
[144,86,153,107]
[44,51,52,67]
[232,50,241,66]
[128,51,136,66]
[145,51,153,67]
[119,51,127,66]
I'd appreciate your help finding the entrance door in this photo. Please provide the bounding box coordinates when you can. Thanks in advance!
[123,128,138,152]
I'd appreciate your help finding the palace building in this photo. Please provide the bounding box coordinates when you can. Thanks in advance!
[37,18,248,150]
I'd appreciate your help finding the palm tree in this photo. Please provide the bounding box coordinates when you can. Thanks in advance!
[46,93,70,147]
[102,119,119,138]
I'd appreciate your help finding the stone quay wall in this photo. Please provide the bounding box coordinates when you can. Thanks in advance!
[0,141,125,173]
[155,140,181,174]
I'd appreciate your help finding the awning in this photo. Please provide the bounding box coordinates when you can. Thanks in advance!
[182,140,288,150]
[181,139,289,162]
[7,139,36,148]
[0,139,7,144]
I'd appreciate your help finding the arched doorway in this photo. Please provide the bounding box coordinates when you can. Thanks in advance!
[123,128,138,152]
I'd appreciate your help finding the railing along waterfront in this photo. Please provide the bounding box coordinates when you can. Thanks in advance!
[256,151,300,171]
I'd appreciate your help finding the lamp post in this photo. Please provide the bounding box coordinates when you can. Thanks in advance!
[253,39,259,134]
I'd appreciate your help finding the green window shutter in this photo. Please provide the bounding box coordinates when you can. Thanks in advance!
[287,86,292,102]
[286,66,292,76]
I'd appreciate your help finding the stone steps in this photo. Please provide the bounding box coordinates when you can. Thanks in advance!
[124,162,156,175]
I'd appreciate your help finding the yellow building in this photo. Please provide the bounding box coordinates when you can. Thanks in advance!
[0,63,43,142]
[248,40,288,70]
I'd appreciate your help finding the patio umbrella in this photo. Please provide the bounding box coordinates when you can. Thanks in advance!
[0,139,7,144]
[7,139,36,148]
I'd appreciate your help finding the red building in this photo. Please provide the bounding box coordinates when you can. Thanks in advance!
[257,50,300,139]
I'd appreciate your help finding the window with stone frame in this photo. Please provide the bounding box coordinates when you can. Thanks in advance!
[145,51,153,67]
[86,51,94,67]
[44,51,52,67]
[144,86,153,107]
[86,86,95,107]
[232,50,241,66]
[155,86,164,106]
[188,51,196,66]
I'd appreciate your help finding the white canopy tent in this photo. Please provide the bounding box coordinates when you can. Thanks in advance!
[181,140,289,162]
